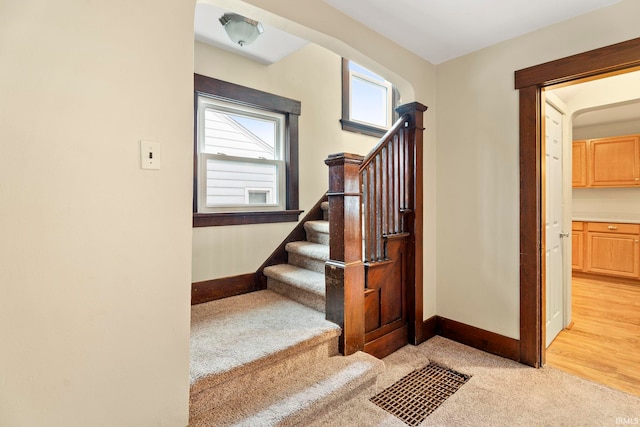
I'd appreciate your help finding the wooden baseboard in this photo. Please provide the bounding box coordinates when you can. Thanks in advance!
[416,315,519,362]
[436,316,520,362]
[191,273,256,305]
[417,315,438,344]
[565,321,575,330]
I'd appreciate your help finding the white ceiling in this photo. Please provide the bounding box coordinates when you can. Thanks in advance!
[194,2,308,65]
[572,101,640,127]
[195,1,636,127]
[196,1,622,65]
[322,0,622,64]
[550,71,640,127]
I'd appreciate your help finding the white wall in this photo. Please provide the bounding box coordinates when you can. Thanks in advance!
[0,1,193,426]
[192,42,381,282]
[573,119,640,140]
[435,0,640,339]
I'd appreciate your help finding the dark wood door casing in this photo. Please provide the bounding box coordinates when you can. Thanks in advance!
[515,37,640,367]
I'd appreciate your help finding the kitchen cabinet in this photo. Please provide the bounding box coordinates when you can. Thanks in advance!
[572,134,640,188]
[572,140,587,187]
[583,222,640,279]
[571,221,584,271]
[589,135,640,187]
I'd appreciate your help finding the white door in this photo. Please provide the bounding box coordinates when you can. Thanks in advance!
[545,102,564,347]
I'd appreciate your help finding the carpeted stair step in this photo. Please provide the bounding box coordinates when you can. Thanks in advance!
[190,351,384,427]
[304,220,330,245]
[286,240,329,274]
[189,290,341,422]
[264,264,326,312]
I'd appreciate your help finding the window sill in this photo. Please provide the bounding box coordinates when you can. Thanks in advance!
[193,210,303,227]
[340,119,387,138]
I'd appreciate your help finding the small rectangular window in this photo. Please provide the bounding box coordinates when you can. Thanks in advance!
[341,59,398,138]
[246,189,271,204]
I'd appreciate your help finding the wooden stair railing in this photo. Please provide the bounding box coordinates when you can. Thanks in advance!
[325,102,427,356]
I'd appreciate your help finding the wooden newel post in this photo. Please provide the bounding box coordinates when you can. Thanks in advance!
[395,101,427,344]
[324,152,365,355]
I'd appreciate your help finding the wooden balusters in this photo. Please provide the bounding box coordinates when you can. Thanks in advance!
[360,114,413,262]
[326,102,427,356]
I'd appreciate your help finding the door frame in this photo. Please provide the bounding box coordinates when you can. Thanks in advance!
[515,37,640,367]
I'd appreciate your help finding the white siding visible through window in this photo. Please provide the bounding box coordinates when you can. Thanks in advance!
[203,110,275,159]
[205,158,277,206]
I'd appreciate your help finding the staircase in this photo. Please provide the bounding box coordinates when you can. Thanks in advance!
[189,202,384,426]
[262,202,329,312]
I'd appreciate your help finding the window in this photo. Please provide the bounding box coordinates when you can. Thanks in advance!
[341,59,399,138]
[193,74,302,227]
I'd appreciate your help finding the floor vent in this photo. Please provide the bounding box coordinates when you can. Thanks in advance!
[370,363,470,426]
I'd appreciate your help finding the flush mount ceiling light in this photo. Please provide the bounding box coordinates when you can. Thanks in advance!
[219,13,264,47]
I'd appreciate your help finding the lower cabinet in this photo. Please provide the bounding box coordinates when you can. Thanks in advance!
[573,221,640,279]
[571,222,584,271]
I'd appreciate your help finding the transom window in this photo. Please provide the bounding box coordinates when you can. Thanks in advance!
[341,59,399,138]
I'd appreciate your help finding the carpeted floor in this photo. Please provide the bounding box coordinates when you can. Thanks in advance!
[310,336,640,426]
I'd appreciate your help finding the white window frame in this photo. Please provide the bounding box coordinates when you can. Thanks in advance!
[348,66,393,128]
[340,59,398,138]
[245,188,273,204]
[196,95,286,213]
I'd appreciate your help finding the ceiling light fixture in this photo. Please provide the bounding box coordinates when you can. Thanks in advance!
[219,13,264,47]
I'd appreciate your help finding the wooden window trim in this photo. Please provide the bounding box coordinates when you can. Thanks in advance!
[193,74,302,227]
[340,58,399,138]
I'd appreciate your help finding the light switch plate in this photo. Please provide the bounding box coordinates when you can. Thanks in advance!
[140,141,161,170]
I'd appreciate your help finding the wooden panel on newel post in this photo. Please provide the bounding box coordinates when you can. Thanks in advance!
[325,152,365,355]
[395,102,427,344]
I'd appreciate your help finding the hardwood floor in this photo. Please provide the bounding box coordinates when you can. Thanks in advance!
[546,275,640,396]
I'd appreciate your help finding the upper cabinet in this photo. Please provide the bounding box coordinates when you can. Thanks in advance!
[572,140,587,187]
[572,134,640,188]
[590,135,640,186]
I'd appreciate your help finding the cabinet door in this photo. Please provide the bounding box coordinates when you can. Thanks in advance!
[571,230,584,271]
[589,135,640,187]
[586,232,640,278]
[572,140,587,187]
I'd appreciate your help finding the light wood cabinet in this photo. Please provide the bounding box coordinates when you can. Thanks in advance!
[572,134,640,188]
[589,135,640,187]
[571,221,584,271]
[572,141,587,188]
[578,221,640,279]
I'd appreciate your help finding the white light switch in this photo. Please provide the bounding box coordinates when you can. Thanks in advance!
[140,141,161,170]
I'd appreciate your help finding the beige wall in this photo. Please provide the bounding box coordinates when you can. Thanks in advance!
[192,42,381,282]
[435,0,640,339]
[0,1,193,426]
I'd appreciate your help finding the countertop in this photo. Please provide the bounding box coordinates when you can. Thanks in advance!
[572,212,640,224]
